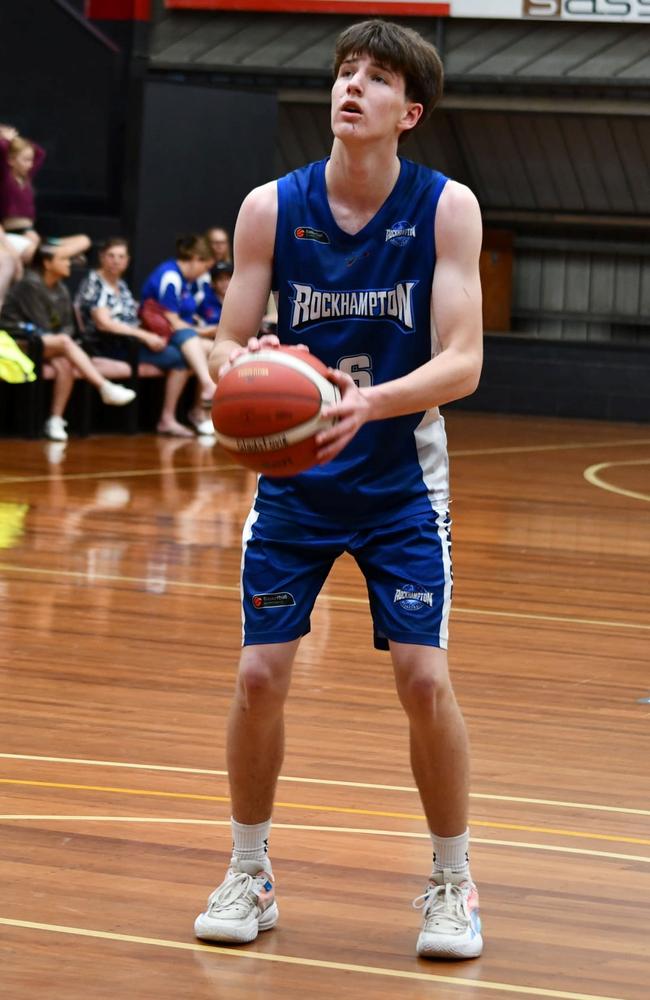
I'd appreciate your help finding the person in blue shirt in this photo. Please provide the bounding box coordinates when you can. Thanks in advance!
[199,260,233,326]
[195,20,484,960]
[141,235,219,435]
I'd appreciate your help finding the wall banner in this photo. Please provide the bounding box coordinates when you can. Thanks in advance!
[166,0,650,21]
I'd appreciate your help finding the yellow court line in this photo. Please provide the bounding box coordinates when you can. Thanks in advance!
[584,459,650,503]
[2,779,648,847]
[0,917,631,1000]
[2,752,647,817]
[0,561,648,632]
[1,816,648,865]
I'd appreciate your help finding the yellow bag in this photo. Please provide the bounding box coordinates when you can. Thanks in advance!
[0,329,37,383]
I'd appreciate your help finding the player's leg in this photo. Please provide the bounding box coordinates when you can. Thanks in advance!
[227,637,300,827]
[195,509,342,945]
[392,643,469,837]
[353,509,482,959]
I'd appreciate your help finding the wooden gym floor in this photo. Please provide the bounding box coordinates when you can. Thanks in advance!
[0,410,648,1000]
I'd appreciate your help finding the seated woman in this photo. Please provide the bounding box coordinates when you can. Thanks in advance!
[140,234,217,435]
[0,124,90,265]
[76,237,194,437]
[0,245,135,441]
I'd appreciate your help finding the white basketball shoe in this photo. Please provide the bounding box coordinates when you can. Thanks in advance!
[194,859,278,944]
[414,868,483,959]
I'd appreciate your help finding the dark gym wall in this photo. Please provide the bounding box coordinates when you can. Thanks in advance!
[131,80,278,289]
[0,0,123,214]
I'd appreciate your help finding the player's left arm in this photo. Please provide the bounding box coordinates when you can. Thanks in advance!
[316,181,483,463]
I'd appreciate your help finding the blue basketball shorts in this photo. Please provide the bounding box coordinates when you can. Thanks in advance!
[240,506,453,651]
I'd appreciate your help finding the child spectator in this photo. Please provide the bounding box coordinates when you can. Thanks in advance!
[0,245,135,441]
[200,260,232,326]
[140,235,217,435]
[76,237,196,438]
[0,124,90,264]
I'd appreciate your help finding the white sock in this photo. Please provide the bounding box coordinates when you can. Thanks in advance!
[231,817,272,872]
[431,828,470,879]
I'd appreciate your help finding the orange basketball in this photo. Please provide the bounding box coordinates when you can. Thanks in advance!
[212,346,340,476]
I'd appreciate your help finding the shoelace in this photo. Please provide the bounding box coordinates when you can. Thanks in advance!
[206,872,257,913]
[412,882,469,930]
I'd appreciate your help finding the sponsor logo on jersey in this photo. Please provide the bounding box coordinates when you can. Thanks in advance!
[294,226,330,245]
[394,584,434,613]
[289,280,417,333]
[252,592,296,609]
[385,220,416,246]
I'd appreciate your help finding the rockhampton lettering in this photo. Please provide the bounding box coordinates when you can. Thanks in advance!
[394,589,434,606]
[290,281,417,332]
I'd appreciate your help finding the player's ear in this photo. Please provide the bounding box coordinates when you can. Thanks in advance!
[398,102,423,136]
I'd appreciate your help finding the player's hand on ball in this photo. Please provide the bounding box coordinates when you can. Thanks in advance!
[316,367,371,464]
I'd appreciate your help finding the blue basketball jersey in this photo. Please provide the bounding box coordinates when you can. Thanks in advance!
[256,156,451,528]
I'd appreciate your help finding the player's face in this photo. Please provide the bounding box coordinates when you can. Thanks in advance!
[331,53,421,144]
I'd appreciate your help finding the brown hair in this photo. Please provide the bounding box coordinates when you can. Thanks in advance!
[333,20,444,133]
[176,234,213,261]
[32,245,57,273]
[100,236,130,254]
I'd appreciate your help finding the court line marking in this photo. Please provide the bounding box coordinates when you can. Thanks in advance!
[0,917,632,1000]
[0,562,648,632]
[2,436,650,486]
[2,753,647,818]
[584,459,650,503]
[1,816,648,865]
[2,780,648,847]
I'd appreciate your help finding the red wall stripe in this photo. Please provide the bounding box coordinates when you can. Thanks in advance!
[86,0,152,20]
[165,1,450,13]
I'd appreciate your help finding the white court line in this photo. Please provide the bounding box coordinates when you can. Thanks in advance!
[0,562,647,632]
[1,752,648,817]
[1,437,650,485]
[584,459,650,503]
[1,816,648,865]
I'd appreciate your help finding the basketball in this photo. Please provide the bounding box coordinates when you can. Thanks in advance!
[212,346,341,476]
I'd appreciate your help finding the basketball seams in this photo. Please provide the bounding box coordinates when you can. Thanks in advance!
[230,349,338,406]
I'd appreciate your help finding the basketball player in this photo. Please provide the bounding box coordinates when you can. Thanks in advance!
[196,20,484,959]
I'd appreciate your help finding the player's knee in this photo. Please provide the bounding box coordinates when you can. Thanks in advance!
[238,655,287,710]
[397,665,450,718]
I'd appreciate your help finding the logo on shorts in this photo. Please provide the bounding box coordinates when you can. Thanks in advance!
[393,584,433,614]
[252,592,296,609]
[295,226,330,245]
[385,221,416,246]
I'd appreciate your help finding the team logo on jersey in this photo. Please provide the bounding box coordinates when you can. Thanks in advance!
[252,592,296,609]
[393,584,434,614]
[294,226,330,245]
[385,220,416,246]
[289,280,417,334]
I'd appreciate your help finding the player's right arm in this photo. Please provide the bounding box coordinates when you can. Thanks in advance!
[208,182,278,383]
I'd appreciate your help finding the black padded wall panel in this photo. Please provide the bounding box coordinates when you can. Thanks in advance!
[131,80,277,289]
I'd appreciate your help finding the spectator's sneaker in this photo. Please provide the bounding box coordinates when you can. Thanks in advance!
[194,860,278,943]
[100,381,136,406]
[414,868,482,960]
[188,412,215,437]
[44,415,68,441]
